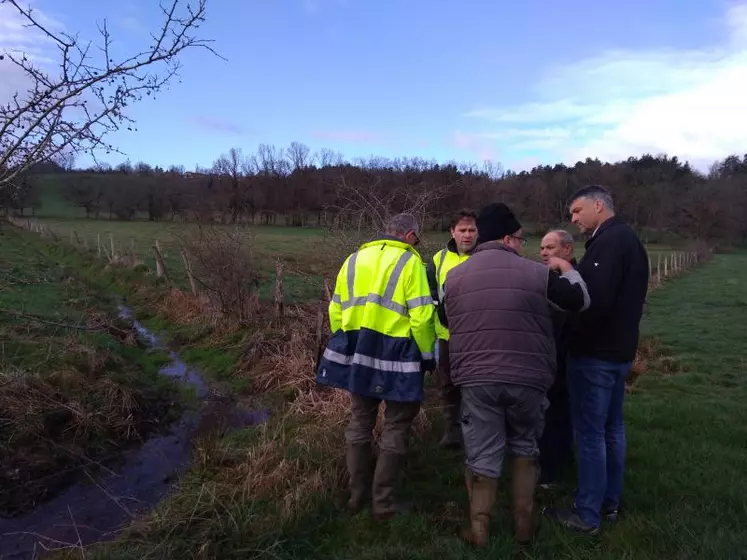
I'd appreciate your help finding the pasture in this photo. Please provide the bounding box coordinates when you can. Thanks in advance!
[25,215,683,305]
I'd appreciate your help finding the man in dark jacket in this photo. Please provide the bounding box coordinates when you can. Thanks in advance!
[544,185,649,535]
[441,203,590,547]
[537,229,577,489]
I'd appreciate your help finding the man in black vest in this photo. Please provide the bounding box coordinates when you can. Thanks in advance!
[537,229,577,489]
[441,203,591,547]
[544,185,649,535]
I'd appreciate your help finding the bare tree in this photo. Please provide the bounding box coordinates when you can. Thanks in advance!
[213,147,246,222]
[0,0,218,190]
[286,141,311,171]
[323,175,447,268]
[177,225,262,323]
[315,147,344,168]
[256,143,289,176]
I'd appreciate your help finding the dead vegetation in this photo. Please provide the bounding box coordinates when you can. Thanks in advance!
[628,337,685,390]
[176,225,263,323]
[0,230,179,516]
[0,332,176,516]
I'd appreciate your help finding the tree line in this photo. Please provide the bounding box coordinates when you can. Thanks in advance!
[7,143,747,243]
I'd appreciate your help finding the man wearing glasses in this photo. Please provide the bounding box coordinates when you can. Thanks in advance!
[439,203,590,547]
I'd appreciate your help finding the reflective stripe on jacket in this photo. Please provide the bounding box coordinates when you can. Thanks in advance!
[431,239,470,341]
[316,236,436,402]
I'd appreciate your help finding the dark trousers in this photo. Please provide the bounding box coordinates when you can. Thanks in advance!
[538,368,574,483]
[436,339,461,423]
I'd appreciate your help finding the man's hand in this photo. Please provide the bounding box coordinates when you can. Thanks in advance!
[546,256,573,274]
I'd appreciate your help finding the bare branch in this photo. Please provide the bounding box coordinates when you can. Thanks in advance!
[0,0,219,189]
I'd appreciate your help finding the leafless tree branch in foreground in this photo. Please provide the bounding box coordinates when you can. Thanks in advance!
[323,177,447,268]
[0,0,219,189]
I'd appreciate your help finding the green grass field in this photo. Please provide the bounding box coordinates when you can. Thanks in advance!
[66,251,745,559]
[20,214,683,307]
[19,173,683,305]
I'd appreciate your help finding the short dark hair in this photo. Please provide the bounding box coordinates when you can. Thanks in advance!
[569,184,615,212]
[450,209,478,229]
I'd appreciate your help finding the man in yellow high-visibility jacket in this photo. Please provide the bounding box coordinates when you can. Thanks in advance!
[427,209,478,448]
[317,213,436,521]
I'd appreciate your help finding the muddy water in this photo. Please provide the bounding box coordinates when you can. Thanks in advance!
[0,306,269,559]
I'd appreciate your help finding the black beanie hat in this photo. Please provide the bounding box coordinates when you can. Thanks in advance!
[476,202,522,243]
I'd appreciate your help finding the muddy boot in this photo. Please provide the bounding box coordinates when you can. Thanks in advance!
[346,443,372,515]
[461,471,498,548]
[372,451,409,520]
[512,456,538,546]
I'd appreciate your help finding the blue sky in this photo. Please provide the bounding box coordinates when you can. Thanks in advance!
[2,0,746,171]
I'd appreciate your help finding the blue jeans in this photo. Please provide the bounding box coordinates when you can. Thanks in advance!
[567,354,631,527]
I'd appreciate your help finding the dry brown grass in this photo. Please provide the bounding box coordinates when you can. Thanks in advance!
[628,337,684,390]
[0,313,176,515]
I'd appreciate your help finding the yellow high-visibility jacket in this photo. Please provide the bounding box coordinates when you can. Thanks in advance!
[428,239,471,341]
[317,237,436,402]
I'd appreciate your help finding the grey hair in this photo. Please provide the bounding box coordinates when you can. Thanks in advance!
[548,229,574,247]
[385,213,420,237]
[569,184,615,212]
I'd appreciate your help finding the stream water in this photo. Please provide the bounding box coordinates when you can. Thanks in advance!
[0,306,269,559]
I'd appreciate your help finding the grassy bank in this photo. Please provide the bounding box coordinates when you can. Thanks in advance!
[69,247,746,559]
[0,228,182,517]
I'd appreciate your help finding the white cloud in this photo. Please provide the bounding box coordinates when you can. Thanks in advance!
[0,2,63,102]
[452,130,499,162]
[465,2,747,170]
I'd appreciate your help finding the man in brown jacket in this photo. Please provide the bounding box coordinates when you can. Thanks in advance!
[440,202,590,547]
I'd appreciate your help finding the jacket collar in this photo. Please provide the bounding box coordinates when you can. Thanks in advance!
[473,240,519,257]
[585,215,623,249]
[359,235,423,261]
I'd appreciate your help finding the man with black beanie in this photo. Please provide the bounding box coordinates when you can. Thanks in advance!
[439,202,591,548]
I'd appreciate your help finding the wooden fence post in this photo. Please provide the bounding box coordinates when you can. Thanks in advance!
[315,278,333,371]
[274,260,284,318]
[152,242,170,287]
[657,254,662,285]
[181,250,198,295]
